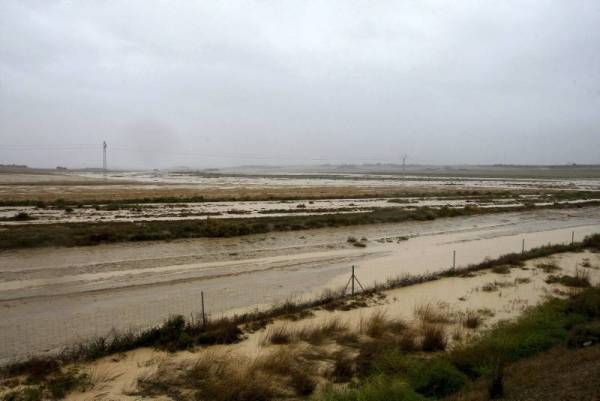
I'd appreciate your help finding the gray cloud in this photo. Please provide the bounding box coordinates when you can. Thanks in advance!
[1,0,599,168]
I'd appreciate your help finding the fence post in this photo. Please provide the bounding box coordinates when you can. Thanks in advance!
[344,265,364,296]
[521,238,525,254]
[453,250,456,269]
[201,291,206,327]
[571,231,574,245]
[351,265,355,296]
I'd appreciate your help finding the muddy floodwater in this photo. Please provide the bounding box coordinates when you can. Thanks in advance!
[1,207,600,362]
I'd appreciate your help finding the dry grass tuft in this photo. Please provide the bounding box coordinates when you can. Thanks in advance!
[262,319,349,346]
[491,265,511,274]
[421,324,447,352]
[515,277,531,284]
[254,348,301,376]
[546,268,591,288]
[295,318,349,345]
[462,310,483,329]
[263,325,292,345]
[359,310,406,338]
[138,352,289,401]
[481,281,514,292]
[414,302,455,324]
[398,331,419,352]
[536,261,561,273]
[330,350,355,383]
[255,348,317,396]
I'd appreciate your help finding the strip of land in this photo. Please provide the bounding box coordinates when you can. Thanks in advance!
[1,201,599,250]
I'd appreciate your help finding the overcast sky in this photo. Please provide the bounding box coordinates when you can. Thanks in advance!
[1,1,599,169]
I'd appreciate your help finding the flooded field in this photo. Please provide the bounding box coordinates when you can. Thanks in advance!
[81,171,600,191]
[1,196,593,225]
[1,207,599,362]
[1,170,600,205]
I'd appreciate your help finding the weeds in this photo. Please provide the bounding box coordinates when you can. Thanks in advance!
[359,311,406,338]
[462,311,483,329]
[546,269,591,287]
[263,326,292,345]
[296,319,349,345]
[262,319,349,346]
[330,350,355,383]
[536,262,561,273]
[481,281,514,292]
[139,348,317,400]
[414,303,454,324]
[421,324,447,352]
[491,265,511,274]
[319,375,427,401]
[321,286,600,401]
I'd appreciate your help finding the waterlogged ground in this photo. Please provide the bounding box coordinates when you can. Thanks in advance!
[1,196,592,225]
[1,207,599,362]
[79,171,600,191]
[2,170,600,205]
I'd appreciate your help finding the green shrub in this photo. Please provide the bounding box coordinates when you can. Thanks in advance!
[568,287,600,317]
[450,298,569,377]
[371,353,466,398]
[318,375,427,401]
[46,369,90,399]
[407,358,467,398]
[567,321,600,347]
[582,233,600,250]
[421,324,447,352]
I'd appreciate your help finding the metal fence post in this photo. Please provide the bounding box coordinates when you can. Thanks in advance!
[201,291,206,327]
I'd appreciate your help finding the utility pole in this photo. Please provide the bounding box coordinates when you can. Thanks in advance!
[102,141,107,176]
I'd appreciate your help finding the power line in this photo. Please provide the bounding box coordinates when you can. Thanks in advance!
[0,144,403,164]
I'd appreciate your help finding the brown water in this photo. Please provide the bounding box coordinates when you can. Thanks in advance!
[1,207,599,362]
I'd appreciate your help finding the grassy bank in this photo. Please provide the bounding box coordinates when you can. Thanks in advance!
[2,201,599,250]
[318,286,600,401]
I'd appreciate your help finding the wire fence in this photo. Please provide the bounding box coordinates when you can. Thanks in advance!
[0,230,584,364]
